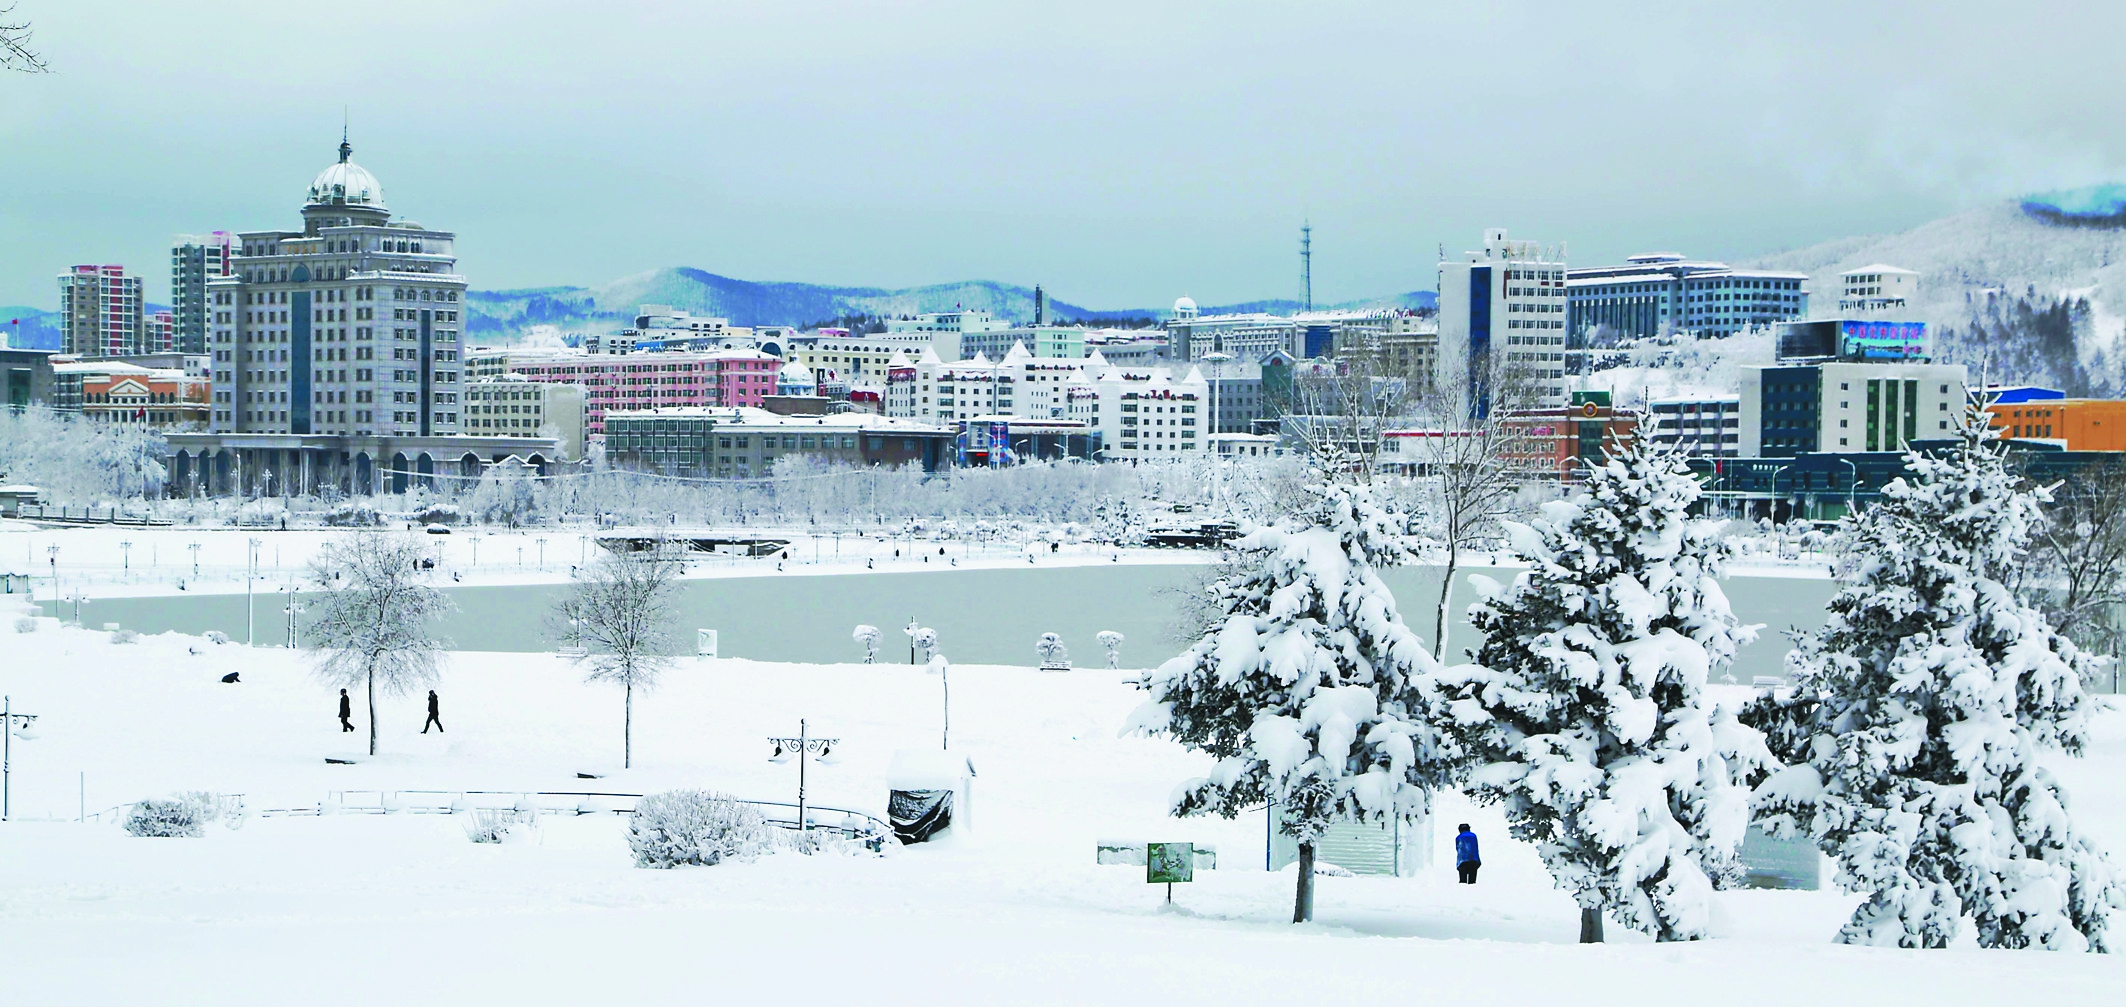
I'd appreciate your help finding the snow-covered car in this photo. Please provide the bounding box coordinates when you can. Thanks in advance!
[424,524,452,535]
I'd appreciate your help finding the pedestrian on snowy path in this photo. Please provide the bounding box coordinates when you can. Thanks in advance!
[1455,824,1480,884]
[338,689,354,732]
[422,690,444,733]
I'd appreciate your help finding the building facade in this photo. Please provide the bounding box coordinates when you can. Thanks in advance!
[1838,265,1920,314]
[57,264,145,357]
[462,346,780,436]
[54,358,211,431]
[1437,229,1570,407]
[1063,361,1210,459]
[1644,396,1740,457]
[602,406,955,477]
[1985,397,2126,451]
[1739,361,1967,457]
[1566,254,1809,343]
[171,232,236,354]
[463,375,588,460]
[206,137,467,438]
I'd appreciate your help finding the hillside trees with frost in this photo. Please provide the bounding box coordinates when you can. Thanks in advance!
[1744,410,2122,951]
[0,407,167,504]
[1435,439,1767,942]
[1126,482,1452,923]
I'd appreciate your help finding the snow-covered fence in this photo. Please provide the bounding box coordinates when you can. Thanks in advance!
[228,789,894,843]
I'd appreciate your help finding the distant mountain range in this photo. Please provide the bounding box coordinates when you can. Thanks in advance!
[464,267,1438,343]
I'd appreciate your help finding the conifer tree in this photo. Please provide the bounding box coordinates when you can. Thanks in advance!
[1127,482,1449,923]
[1747,408,2121,951]
[1438,439,1766,942]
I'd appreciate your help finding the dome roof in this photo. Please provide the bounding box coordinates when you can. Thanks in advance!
[307,138,386,210]
[1173,296,1197,313]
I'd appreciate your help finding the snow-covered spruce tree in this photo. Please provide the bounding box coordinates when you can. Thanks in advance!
[1436,437,1765,942]
[1127,482,1448,923]
[1745,407,2121,951]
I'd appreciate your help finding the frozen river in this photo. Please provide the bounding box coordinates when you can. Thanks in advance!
[45,562,1836,682]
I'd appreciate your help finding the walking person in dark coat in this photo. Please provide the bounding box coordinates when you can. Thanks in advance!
[1455,824,1481,884]
[338,689,354,732]
[422,690,444,733]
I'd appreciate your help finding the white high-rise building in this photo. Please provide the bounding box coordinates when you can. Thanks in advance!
[207,136,466,437]
[1436,229,1570,408]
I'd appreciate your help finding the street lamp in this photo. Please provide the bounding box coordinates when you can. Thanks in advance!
[766,719,838,833]
[535,536,547,569]
[2,695,39,821]
[119,540,132,572]
[189,541,201,578]
[247,537,261,646]
[283,586,306,649]
[45,544,57,601]
[1838,457,1859,517]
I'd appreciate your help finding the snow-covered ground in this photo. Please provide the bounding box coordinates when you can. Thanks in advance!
[2,604,2121,1004]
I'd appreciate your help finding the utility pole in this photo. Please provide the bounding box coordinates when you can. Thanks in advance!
[246,537,260,646]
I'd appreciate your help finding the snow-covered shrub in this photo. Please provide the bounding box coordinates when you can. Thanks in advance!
[323,502,382,527]
[13,617,36,634]
[110,628,139,645]
[1035,632,1069,668]
[124,794,232,832]
[1437,438,1767,942]
[1127,482,1449,923]
[203,630,230,645]
[852,624,881,663]
[628,790,771,868]
[464,808,531,844]
[412,503,461,526]
[1745,410,2123,951]
[1097,630,1124,669]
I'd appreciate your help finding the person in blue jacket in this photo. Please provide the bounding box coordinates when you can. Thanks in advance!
[1455,823,1481,884]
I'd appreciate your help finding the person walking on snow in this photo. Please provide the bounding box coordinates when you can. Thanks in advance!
[338,689,354,732]
[1455,824,1481,884]
[422,690,444,734]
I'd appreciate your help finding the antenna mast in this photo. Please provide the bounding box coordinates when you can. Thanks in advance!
[1300,220,1313,312]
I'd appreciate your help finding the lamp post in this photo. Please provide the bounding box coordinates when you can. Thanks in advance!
[246,537,261,646]
[189,541,201,578]
[767,719,838,833]
[3,695,38,821]
[45,544,57,602]
[535,536,547,570]
[283,586,305,649]
[1838,457,1859,517]
[119,540,132,572]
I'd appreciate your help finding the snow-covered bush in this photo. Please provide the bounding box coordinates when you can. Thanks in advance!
[203,630,230,644]
[412,503,461,526]
[1097,630,1124,669]
[1035,632,1069,668]
[323,502,382,527]
[463,808,532,844]
[122,790,234,837]
[13,617,36,634]
[1437,438,1767,942]
[1127,482,1449,923]
[852,624,881,664]
[1745,411,2123,951]
[125,798,205,838]
[906,625,938,662]
[628,790,771,868]
[110,629,139,645]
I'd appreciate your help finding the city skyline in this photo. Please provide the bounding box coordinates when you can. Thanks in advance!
[3,1,2124,310]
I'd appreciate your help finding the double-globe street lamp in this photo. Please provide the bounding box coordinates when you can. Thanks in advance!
[767,719,838,833]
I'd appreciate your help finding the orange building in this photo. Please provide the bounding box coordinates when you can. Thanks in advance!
[1985,398,2126,451]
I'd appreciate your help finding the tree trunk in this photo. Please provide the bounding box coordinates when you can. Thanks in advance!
[1294,841,1316,923]
[1433,542,1459,661]
[366,663,378,757]
[1580,905,1604,943]
[624,676,633,769]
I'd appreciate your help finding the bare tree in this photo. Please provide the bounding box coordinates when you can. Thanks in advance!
[2,5,47,72]
[1280,342,1413,481]
[1407,355,1542,660]
[306,534,453,756]
[2022,457,2126,662]
[553,546,679,768]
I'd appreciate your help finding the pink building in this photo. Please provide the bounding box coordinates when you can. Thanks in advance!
[468,347,781,435]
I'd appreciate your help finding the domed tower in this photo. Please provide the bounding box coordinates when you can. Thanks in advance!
[301,134,390,234]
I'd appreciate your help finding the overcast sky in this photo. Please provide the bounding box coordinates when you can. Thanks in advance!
[2,1,2121,311]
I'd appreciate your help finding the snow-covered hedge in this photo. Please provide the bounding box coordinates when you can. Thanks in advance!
[124,798,205,838]
[323,502,382,527]
[463,808,531,844]
[110,629,139,645]
[628,790,771,868]
[13,617,36,634]
[413,503,461,526]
